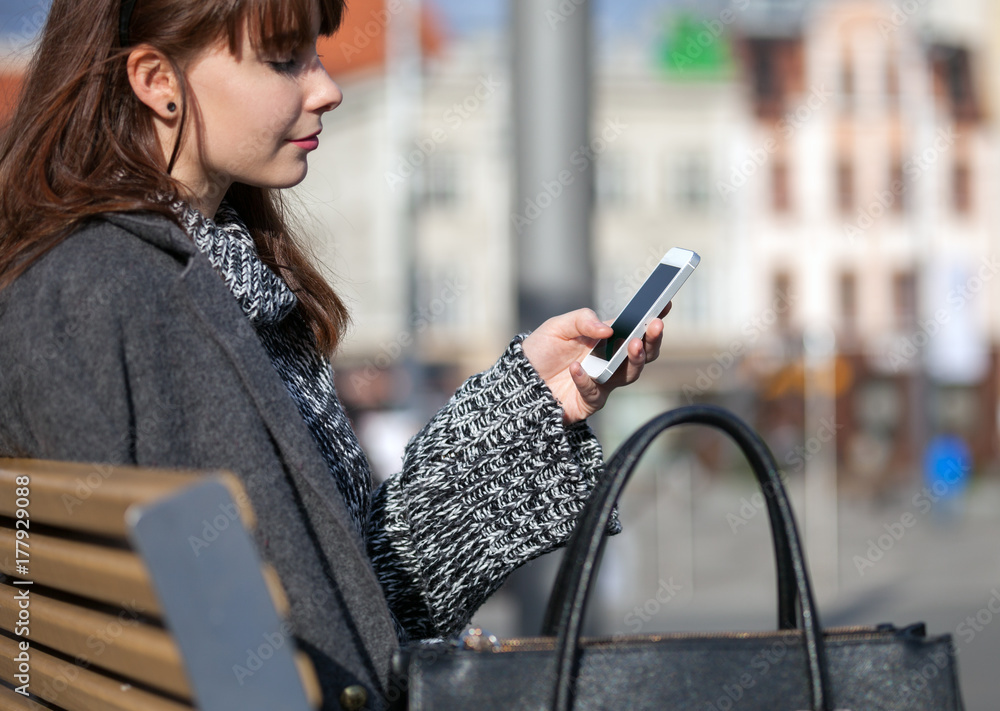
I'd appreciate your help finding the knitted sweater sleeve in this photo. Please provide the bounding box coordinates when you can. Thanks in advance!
[365,335,620,641]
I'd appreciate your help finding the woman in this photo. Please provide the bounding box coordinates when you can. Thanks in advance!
[0,0,666,707]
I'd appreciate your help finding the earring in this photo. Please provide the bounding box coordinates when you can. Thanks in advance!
[167,101,177,113]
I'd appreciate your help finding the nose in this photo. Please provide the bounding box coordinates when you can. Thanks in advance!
[310,62,343,114]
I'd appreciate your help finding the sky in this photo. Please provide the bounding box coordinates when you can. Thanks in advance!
[429,0,686,37]
[0,1,48,45]
[0,0,698,44]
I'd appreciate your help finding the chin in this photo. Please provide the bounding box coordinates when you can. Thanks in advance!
[256,170,309,191]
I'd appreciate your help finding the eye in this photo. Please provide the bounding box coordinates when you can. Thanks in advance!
[268,58,299,74]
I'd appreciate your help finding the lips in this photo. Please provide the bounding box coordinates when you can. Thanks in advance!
[289,130,321,150]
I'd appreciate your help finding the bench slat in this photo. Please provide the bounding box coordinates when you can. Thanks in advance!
[0,683,56,710]
[293,654,322,710]
[0,636,193,711]
[0,584,188,700]
[0,459,321,710]
[0,530,160,616]
[0,461,254,538]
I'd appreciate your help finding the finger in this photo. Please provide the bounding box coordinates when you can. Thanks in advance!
[575,309,613,340]
[658,301,673,319]
[618,337,647,384]
[643,318,664,363]
[569,360,604,407]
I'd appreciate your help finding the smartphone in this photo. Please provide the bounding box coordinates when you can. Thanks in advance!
[581,248,700,384]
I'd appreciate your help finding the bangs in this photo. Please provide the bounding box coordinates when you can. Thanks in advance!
[227,0,345,55]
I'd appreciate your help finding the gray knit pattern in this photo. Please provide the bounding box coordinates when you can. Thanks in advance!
[179,203,298,325]
[180,203,618,641]
[179,203,373,534]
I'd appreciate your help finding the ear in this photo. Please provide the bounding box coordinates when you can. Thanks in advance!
[126,45,180,119]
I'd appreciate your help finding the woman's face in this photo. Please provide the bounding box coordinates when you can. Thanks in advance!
[172,4,342,213]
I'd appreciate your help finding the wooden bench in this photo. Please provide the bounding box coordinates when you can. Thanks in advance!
[0,459,322,711]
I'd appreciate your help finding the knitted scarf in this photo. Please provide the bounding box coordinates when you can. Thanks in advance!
[176,202,374,536]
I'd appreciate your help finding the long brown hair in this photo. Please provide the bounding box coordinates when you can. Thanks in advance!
[0,0,349,355]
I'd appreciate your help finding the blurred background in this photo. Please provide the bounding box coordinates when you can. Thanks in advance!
[3,0,1000,706]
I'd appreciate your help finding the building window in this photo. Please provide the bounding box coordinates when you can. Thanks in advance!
[773,271,793,332]
[886,53,900,108]
[953,160,972,215]
[836,159,854,214]
[893,271,917,329]
[420,152,459,207]
[596,152,632,206]
[889,159,905,213]
[931,45,979,121]
[670,152,711,210]
[839,49,855,112]
[839,271,857,332]
[772,158,790,213]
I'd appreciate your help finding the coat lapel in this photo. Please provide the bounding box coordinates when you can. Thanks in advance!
[103,212,399,651]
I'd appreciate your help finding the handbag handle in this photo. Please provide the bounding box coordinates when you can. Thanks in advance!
[540,405,833,711]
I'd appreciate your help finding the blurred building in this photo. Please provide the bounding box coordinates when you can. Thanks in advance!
[732,0,997,492]
[1,0,991,486]
[302,0,1000,486]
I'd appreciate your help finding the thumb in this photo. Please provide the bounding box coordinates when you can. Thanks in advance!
[570,360,603,402]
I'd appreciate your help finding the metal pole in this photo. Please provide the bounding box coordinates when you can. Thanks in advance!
[512,0,594,332]
[386,0,424,408]
[508,0,595,635]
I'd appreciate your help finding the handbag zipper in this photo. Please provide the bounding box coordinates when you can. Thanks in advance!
[490,623,914,653]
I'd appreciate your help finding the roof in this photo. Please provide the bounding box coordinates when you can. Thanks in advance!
[0,1,447,124]
[0,71,23,125]
[318,0,445,79]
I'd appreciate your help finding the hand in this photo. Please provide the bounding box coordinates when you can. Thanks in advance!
[521,304,670,424]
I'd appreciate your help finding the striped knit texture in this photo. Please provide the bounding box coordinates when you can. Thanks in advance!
[180,202,617,641]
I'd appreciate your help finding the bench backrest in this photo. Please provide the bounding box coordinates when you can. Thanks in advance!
[0,459,321,711]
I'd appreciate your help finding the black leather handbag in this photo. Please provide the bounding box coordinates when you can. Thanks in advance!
[389,405,965,710]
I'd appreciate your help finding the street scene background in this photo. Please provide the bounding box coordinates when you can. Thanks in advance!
[2,0,999,707]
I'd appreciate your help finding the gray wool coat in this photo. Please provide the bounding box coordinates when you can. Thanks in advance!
[0,212,609,710]
[0,212,401,706]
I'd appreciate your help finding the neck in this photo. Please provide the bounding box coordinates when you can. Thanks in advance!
[156,123,230,218]
[185,184,226,219]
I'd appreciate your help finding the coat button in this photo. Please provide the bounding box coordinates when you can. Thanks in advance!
[339,685,368,710]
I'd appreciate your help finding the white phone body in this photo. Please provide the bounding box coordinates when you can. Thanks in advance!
[581,248,700,384]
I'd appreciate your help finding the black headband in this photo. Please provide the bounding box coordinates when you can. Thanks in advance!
[119,0,138,47]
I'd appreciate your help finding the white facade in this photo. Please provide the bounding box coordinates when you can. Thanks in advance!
[293,0,999,470]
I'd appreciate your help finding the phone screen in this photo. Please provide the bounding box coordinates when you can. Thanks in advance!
[590,263,681,361]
